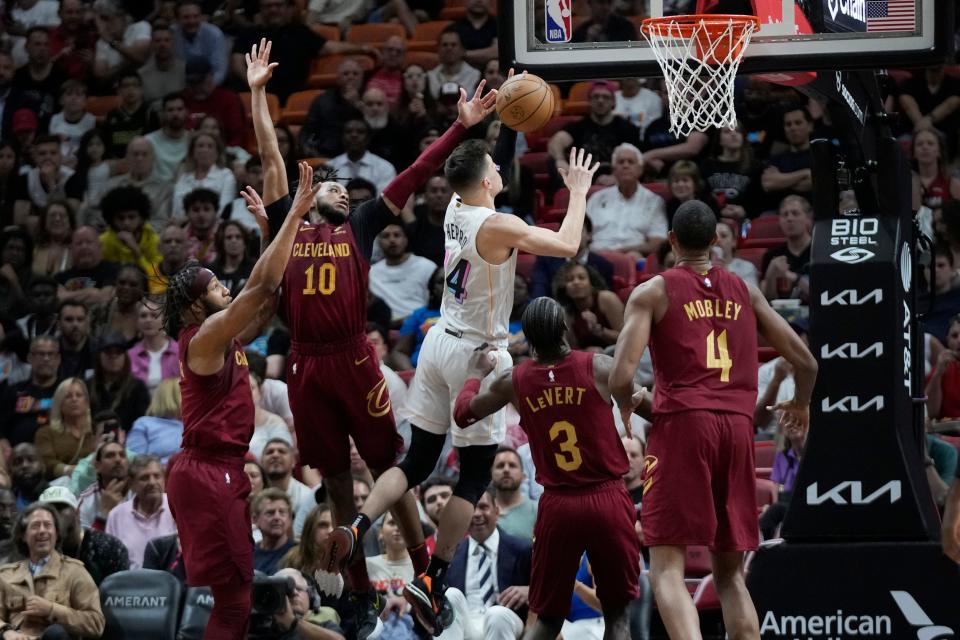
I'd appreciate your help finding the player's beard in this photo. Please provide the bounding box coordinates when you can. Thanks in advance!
[318,201,347,225]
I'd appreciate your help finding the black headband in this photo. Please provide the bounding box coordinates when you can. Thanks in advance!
[186,267,215,303]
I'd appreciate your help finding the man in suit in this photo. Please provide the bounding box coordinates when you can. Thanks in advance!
[530,216,614,299]
[439,486,532,640]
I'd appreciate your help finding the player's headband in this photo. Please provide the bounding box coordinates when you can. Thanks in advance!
[186,267,216,303]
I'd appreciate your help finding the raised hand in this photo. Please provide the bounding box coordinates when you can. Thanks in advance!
[457,79,498,129]
[246,38,278,90]
[768,399,810,433]
[289,162,323,219]
[559,147,600,194]
[466,343,496,378]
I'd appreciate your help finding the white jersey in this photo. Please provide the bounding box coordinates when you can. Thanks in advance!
[437,197,516,347]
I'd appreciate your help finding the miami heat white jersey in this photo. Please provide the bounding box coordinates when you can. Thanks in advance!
[437,197,516,347]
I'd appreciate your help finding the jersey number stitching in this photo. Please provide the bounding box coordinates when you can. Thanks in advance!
[302,263,336,295]
[706,329,732,383]
[549,420,583,472]
[445,259,471,304]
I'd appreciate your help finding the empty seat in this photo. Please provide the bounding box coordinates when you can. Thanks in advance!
[177,586,214,640]
[755,478,778,511]
[408,20,453,50]
[736,247,767,273]
[744,216,783,239]
[596,250,638,288]
[346,23,406,45]
[280,90,323,126]
[684,545,712,578]
[239,92,280,123]
[516,253,536,281]
[754,441,776,468]
[100,569,183,640]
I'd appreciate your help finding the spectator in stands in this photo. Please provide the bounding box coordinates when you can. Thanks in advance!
[584,143,667,259]
[223,158,264,230]
[14,135,74,227]
[365,512,416,634]
[145,223,188,295]
[49,81,95,167]
[207,221,254,299]
[55,301,93,380]
[640,91,711,178]
[0,336,61,453]
[549,81,641,182]
[0,314,31,390]
[761,106,814,211]
[198,114,252,175]
[491,446,537,541]
[713,220,759,288]
[16,276,59,341]
[0,503,105,639]
[102,72,159,159]
[246,461,267,496]
[128,379,183,464]
[77,439,129,529]
[444,487,531,640]
[299,57,364,158]
[50,0,97,80]
[924,248,960,343]
[11,108,39,162]
[91,0,152,88]
[760,194,813,301]
[88,331,151,430]
[55,227,118,306]
[145,93,190,182]
[307,0,374,29]
[174,0,227,86]
[87,266,144,345]
[104,137,173,228]
[367,36,407,109]
[172,135,237,220]
[759,419,806,540]
[363,86,410,169]
[927,316,960,421]
[899,65,960,153]
[395,63,435,132]
[370,224,436,324]
[31,201,74,276]
[262,439,318,520]
[911,127,960,211]
[139,22,186,107]
[454,0,498,65]
[420,477,453,528]
[249,372,293,460]
[427,28,481,100]
[98,186,161,270]
[34,377,95,479]
[0,229,31,319]
[621,435,644,510]
[142,532,185,580]
[178,190,220,263]
[128,302,178,393]
[329,119,397,195]
[701,120,763,221]
[554,262,624,352]
[393,268,442,369]
[9,443,48,510]
[614,78,662,136]
[0,487,14,563]
[272,568,348,640]
[508,276,531,363]
[65,130,113,226]
[252,487,297,575]
[105,454,176,568]
[402,175,449,267]
[68,410,133,496]
[754,320,807,436]
[0,51,37,142]
[13,27,66,122]
[244,351,294,430]
[0,143,23,227]
[231,0,376,103]
[182,58,244,148]
[39,485,129,586]
[572,0,637,42]
[284,503,334,569]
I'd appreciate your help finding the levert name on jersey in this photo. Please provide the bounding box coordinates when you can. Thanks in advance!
[682,298,744,322]
[524,385,588,414]
[292,241,352,258]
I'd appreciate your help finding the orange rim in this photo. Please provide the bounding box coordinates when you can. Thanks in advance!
[641,14,761,38]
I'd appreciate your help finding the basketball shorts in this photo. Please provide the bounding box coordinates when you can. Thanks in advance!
[287,335,404,477]
[529,480,641,618]
[167,450,253,586]
[641,410,759,552]
[404,328,512,447]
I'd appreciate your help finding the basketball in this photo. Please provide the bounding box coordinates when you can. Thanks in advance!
[495,73,555,133]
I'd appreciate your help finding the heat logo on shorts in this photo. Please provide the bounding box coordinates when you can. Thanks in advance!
[641,455,658,495]
[545,0,572,43]
[366,377,392,418]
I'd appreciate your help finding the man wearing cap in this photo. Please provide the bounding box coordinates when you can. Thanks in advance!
[182,57,244,148]
[427,28,480,100]
[39,485,129,586]
[10,107,38,153]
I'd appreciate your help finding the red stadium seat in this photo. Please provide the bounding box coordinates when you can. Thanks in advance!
[684,545,712,578]
[754,441,776,468]
[757,346,778,362]
[280,89,323,125]
[744,216,783,239]
[239,92,281,123]
[755,478,778,512]
[616,286,635,303]
[692,575,721,610]
[524,115,580,154]
[642,181,669,200]
[402,50,439,70]
[736,247,767,273]
[346,23,406,45]
[739,237,784,250]
[519,151,551,193]
[407,20,453,52]
[516,253,536,281]
[755,466,772,480]
[596,250,638,288]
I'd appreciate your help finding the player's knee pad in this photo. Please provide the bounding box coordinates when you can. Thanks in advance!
[452,444,497,504]
[397,426,446,488]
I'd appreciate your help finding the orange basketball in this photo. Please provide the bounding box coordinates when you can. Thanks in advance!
[496,74,555,133]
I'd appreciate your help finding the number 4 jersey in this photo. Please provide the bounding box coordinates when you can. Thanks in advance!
[438,198,517,346]
[512,350,629,490]
[649,266,758,418]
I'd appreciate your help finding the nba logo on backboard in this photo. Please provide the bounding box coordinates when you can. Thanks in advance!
[545,0,572,43]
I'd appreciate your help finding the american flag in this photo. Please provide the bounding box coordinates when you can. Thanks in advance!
[866,0,916,32]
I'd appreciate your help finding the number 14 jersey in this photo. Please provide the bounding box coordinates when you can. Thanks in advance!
[438,198,516,346]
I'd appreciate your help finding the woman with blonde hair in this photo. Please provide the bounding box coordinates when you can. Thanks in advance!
[34,378,97,479]
[127,379,184,464]
[171,132,237,219]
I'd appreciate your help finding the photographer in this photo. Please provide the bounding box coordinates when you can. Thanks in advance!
[269,569,345,640]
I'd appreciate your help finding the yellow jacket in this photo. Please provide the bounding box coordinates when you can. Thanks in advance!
[0,551,105,638]
[100,224,162,272]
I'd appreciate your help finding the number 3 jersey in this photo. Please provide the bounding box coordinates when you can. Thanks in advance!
[649,266,758,418]
[438,198,517,346]
[512,350,629,490]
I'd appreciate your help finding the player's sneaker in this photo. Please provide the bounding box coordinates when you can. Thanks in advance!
[316,526,359,595]
[352,589,384,640]
[403,575,448,635]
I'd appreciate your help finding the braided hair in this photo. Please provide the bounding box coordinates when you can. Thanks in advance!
[162,261,204,338]
[522,297,569,360]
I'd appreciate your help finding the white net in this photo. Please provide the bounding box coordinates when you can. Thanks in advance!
[641,16,759,138]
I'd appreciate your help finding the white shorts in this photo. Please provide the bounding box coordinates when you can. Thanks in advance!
[404,328,512,447]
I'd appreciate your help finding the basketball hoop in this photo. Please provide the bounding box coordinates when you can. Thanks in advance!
[641,14,760,137]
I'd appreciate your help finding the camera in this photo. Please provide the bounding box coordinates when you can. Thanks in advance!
[248,575,295,639]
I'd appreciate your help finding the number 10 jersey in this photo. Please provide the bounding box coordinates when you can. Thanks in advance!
[438,197,517,347]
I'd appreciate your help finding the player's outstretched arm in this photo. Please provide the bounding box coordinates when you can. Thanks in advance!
[191,163,320,365]
[453,347,515,427]
[381,80,497,215]
[749,284,818,430]
[592,354,650,427]
[246,39,288,206]
[480,147,599,258]
[610,278,662,428]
